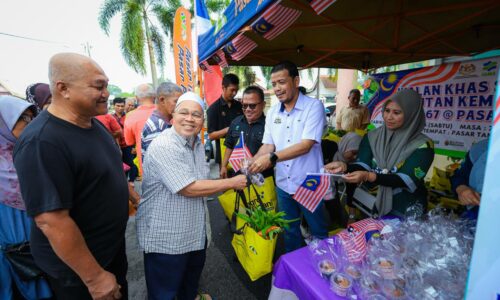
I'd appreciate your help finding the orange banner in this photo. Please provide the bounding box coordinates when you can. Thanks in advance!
[173,7,194,92]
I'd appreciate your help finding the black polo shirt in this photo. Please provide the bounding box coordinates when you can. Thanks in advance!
[207,96,243,164]
[225,114,273,178]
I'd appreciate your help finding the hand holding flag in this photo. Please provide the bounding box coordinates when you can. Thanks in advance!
[229,131,252,172]
[293,174,331,212]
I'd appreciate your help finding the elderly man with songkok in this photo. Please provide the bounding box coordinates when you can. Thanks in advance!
[137,92,248,300]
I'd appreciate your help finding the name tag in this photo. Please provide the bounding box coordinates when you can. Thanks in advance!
[274,117,281,124]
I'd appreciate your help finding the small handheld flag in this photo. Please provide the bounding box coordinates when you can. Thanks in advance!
[229,131,252,172]
[293,174,330,212]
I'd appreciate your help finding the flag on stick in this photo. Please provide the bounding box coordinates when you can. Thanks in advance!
[337,218,385,262]
[251,3,301,40]
[229,132,252,172]
[293,174,330,212]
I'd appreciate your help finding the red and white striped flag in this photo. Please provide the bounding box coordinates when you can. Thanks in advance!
[212,49,228,68]
[223,34,257,61]
[293,174,330,212]
[308,0,337,15]
[229,131,252,172]
[199,60,213,73]
[337,218,385,262]
[251,3,302,40]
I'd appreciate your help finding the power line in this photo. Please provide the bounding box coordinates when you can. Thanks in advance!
[0,31,70,47]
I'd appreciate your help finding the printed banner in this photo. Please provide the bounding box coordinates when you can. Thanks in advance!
[465,70,500,299]
[173,7,194,92]
[365,57,500,157]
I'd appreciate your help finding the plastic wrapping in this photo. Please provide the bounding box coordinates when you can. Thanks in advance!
[308,239,337,279]
[241,158,265,186]
[325,207,475,299]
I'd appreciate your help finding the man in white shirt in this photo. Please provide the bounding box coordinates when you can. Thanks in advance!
[249,61,328,252]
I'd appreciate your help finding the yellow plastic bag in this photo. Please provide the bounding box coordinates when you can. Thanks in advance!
[217,176,277,221]
[231,225,277,281]
[429,167,452,193]
[219,138,233,171]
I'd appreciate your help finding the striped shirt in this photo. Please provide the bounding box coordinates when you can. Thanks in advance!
[141,110,171,161]
[136,128,211,254]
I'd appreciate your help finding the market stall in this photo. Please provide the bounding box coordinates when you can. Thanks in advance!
[196,1,500,298]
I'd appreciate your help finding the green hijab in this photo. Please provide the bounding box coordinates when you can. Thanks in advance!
[367,89,430,216]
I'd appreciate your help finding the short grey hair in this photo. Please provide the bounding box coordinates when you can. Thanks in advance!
[125,97,136,104]
[157,82,183,97]
[134,83,156,99]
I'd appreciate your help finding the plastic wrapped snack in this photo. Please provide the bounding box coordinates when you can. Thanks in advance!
[330,273,353,297]
[308,239,337,279]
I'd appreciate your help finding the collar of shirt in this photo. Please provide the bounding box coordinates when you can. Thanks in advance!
[170,126,201,148]
[152,109,171,126]
[219,96,235,107]
[242,114,266,126]
[279,92,307,113]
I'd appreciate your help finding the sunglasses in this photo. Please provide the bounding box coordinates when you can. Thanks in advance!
[242,103,262,110]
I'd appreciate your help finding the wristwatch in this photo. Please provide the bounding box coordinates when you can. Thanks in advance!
[269,152,279,166]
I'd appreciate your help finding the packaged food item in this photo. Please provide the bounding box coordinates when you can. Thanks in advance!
[318,259,336,278]
[374,257,397,279]
[345,264,362,280]
[382,280,406,299]
[330,273,353,297]
[308,238,337,279]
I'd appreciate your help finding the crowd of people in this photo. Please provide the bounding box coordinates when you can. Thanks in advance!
[0,52,486,300]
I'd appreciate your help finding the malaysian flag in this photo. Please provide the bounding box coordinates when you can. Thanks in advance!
[229,131,252,172]
[251,3,301,40]
[308,0,337,15]
[293,174,330,212]
[337,218,385,262]
[212,49,228,68]
[223,34,257,61]
[199,60,213,73]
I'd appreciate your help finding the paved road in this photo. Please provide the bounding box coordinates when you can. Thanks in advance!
[126,162,282,300]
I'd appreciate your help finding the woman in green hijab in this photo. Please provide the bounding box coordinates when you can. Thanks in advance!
[326,89,435,219]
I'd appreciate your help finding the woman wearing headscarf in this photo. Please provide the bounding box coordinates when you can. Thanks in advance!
[1,96,52,299]
[25,83,52,112]
[326,89,435,218]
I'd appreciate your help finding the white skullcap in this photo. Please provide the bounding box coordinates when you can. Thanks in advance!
[175,92,205,110]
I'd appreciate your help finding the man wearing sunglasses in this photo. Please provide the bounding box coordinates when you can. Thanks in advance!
[221,86,272,179]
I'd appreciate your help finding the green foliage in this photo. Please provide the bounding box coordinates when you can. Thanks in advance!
[98,0,180,82]
[237,207,299,240]
[107,84,123,96]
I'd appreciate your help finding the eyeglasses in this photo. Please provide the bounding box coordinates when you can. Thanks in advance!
[242,103,262,110]
[18,114,34,124]
[176,110,203,120]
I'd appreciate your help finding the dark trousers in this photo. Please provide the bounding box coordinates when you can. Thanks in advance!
[144,248,206,300]
[47,241,128,300]
[122,146,138,182]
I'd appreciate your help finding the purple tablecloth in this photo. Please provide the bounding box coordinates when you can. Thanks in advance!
[272,242,343,300]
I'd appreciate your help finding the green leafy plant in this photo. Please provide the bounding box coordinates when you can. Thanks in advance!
[237,207,300,240]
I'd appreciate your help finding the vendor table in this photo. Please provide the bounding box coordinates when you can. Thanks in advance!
[269,241,342,300]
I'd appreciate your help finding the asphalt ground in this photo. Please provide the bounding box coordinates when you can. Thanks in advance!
[126,162,285,300]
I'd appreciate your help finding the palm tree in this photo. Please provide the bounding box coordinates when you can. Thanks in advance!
[98,0,181,88]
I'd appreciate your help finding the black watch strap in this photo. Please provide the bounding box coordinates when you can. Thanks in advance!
[270,152,278,166]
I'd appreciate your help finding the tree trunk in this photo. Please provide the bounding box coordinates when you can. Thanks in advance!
[143,10,158,89]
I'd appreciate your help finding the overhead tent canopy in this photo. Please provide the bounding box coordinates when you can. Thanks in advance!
[198,0,500,71]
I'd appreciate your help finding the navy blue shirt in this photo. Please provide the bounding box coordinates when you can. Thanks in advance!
[13,110,129,279]
[207,97,243,164]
